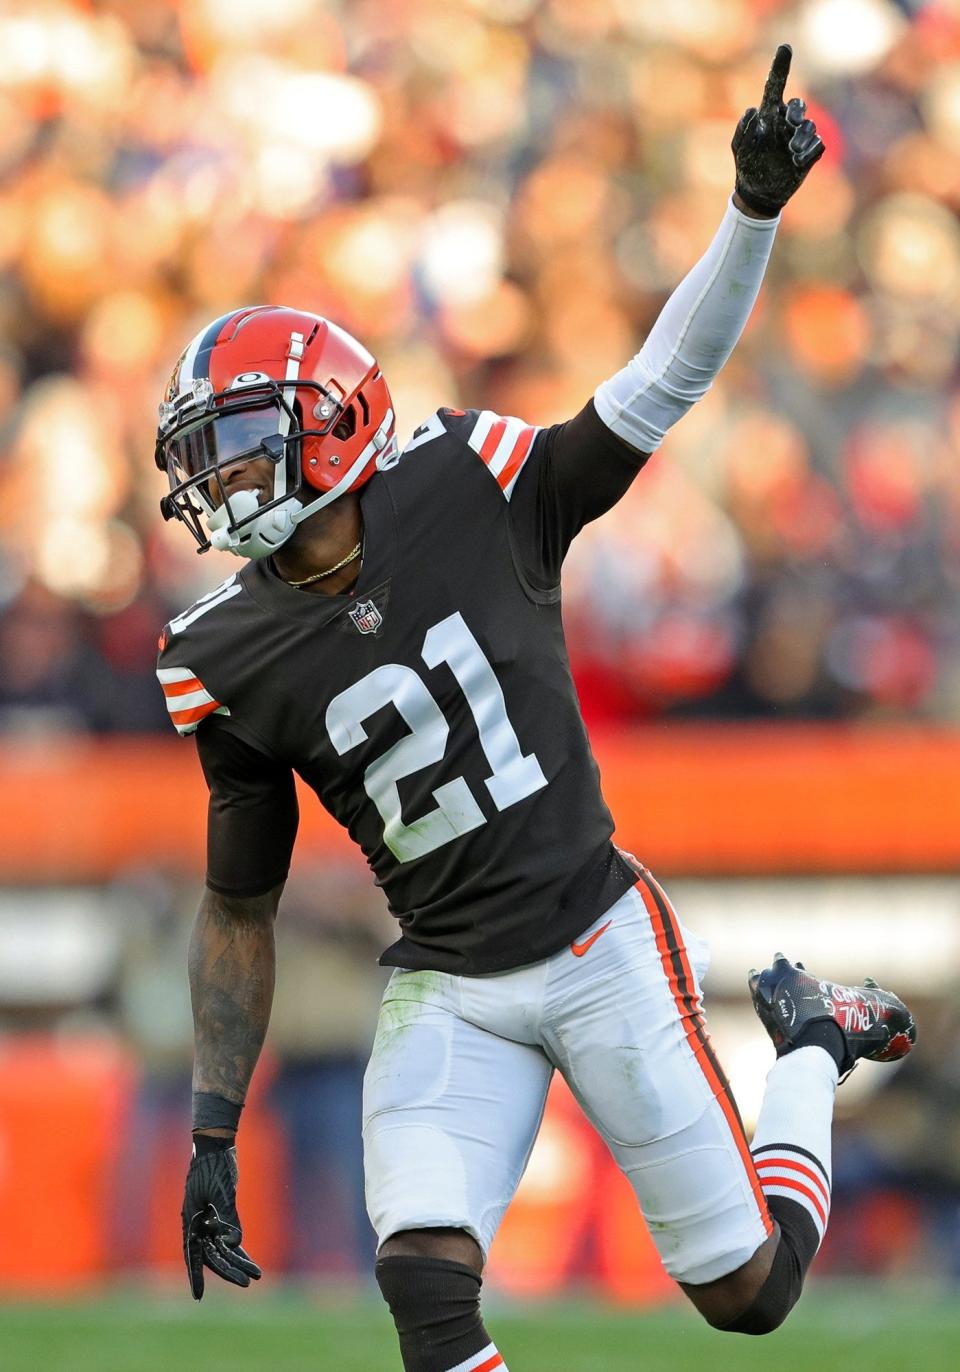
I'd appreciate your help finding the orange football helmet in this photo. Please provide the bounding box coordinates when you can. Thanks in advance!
[155,306,396,558]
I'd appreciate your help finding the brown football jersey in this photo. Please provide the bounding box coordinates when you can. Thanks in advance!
[157,401,648,974]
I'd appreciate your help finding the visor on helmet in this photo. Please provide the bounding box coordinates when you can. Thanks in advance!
[168,403,285,479]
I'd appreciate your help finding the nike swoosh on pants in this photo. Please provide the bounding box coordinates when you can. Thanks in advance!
[570,919,613,958]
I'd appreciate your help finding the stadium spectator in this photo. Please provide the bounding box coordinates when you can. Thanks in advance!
[0,0,958,727]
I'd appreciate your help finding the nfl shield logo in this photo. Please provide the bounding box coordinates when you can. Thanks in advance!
[349,599,383,635]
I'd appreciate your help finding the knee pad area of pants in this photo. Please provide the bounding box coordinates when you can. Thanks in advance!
[719,1236,804,1336]
[375,1255,482,1340]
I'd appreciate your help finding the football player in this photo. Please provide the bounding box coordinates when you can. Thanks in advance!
[160,46,915,1370]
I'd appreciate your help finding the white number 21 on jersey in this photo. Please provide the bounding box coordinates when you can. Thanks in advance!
[325,612,547,863]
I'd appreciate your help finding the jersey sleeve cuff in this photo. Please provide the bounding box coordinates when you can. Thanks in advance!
[204,872,289,900]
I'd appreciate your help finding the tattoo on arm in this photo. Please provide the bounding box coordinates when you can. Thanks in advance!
[188,883,283,1104]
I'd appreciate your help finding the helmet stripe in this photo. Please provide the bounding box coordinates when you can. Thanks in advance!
[178,309,244,391]
[274,331,308,499]
[176,325,206,392]
[192,309,245,385]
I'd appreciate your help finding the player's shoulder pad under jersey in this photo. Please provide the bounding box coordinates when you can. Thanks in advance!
[155,573,241,736]
[403,408,541,500]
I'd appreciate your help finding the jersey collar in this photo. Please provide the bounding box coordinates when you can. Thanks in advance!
[239,474,396,627]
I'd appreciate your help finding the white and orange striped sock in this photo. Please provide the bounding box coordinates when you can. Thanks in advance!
[751,1045,838,1252]
[445,1343,508,1372]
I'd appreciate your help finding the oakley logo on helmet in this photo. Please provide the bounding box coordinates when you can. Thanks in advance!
[231,372,271,388]
[155,307,396,561]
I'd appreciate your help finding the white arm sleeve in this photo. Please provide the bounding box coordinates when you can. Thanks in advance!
[594,196,779,454]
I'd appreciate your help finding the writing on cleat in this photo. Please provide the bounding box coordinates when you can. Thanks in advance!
[833,1003,875,1034]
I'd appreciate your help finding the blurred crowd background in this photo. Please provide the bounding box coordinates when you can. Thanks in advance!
[2,0,960,1303]
[1,0,959,730]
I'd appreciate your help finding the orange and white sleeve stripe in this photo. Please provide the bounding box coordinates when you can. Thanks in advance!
[156,666,229,736]
[466,411,540,501]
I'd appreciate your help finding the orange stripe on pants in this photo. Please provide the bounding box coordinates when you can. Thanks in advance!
[635,871,773,1240]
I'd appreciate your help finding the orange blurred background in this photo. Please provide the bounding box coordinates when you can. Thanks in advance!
[1,0,960,1300]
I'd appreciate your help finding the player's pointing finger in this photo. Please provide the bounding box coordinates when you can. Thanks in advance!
[760,43,793,114]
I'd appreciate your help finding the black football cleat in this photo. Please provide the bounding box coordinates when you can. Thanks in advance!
[748,954,917,1079]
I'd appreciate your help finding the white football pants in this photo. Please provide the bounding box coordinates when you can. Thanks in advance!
[362,872,771,1285]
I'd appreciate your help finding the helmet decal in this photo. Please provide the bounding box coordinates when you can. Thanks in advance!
[229,371,272,389]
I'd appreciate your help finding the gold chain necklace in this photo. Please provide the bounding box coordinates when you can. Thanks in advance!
[281,539,363,587]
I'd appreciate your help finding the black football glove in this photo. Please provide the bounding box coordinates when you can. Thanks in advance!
[732,44,825,217]
[182,1143,262,1300]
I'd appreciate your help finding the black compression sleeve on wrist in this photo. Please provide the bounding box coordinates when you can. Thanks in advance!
[192,1132,234,1155]
[192,1091,243,1132]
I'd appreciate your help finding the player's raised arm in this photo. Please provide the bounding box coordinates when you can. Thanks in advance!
[593,43,822,462]
[518,44,824,569]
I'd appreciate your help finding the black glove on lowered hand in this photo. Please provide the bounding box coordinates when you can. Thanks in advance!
[733,44,825,216]
[182,1141,262,1300]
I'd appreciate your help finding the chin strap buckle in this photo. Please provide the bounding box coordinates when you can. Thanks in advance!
[207,488,261,552]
